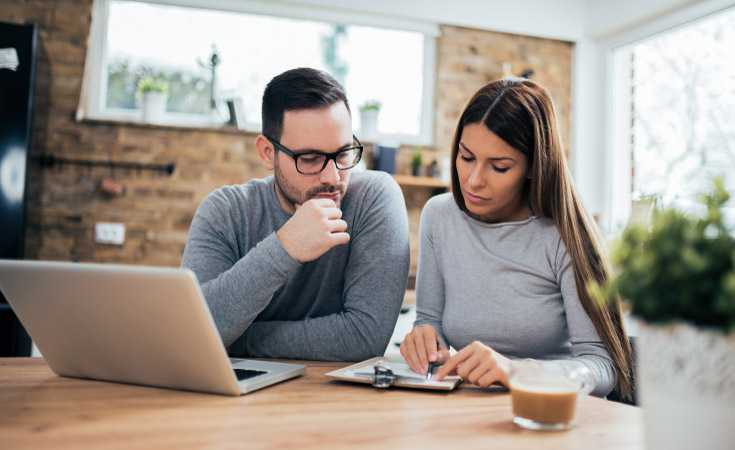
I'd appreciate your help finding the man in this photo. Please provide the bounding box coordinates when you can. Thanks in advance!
[181,68,410,361]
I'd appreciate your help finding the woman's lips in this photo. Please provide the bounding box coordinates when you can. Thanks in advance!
[464,191,489,204]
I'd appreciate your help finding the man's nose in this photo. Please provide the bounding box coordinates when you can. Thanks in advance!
[319,159,340,185]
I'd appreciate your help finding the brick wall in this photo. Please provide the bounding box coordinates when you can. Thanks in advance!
[435,25,573,154]
[0,2,572,273]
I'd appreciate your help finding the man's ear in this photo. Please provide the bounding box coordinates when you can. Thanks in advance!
[255,134,275,171]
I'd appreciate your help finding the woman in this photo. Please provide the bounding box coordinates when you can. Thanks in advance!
[400,78,632,399]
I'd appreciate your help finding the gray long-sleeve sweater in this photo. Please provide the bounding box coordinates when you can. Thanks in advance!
[413,194,617,397]
[181,170,410,361]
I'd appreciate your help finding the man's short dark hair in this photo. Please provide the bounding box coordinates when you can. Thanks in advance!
[261,67,350,141]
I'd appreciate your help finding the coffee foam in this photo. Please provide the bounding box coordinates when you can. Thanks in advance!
[509,378,581,394]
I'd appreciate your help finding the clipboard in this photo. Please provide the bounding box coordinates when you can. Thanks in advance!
[325,356,462,391]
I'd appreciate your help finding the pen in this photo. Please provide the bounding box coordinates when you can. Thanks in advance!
[426,341,444,381]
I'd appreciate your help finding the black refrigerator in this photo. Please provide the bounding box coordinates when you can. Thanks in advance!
[0,22,38,356]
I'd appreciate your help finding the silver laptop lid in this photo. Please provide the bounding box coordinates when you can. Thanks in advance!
[0,260,243,396]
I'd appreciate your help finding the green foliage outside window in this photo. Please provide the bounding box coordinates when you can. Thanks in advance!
[322,24,347,87]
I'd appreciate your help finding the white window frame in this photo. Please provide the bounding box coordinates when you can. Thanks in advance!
[77,0,440,144]
[597,0,735,234]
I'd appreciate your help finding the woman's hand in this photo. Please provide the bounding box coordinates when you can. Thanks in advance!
[435,341,510,387]
[399,324,451,375]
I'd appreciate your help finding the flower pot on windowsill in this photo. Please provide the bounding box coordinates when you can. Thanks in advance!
[359,108,378,139]
[140,91,167,124]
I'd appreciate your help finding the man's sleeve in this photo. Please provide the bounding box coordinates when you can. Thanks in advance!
[181,189,300,347]
[237,173,411,361]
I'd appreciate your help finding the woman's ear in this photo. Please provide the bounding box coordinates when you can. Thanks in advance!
[255,135,275,171]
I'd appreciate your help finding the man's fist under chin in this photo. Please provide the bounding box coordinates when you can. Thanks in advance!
[276,198,350,262]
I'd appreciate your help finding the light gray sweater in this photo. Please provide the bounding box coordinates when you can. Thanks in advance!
[181,170,410,361]
[414,194,616,397]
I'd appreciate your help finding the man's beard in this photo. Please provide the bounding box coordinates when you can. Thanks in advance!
[274,156,347,210]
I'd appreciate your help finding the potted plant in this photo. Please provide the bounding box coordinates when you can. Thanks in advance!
[589,178,735,450]
[136,76,170,123]
[359,100,381,138]
[411,146,423,177]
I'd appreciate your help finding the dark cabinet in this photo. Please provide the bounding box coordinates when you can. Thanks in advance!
[0,21,38,356]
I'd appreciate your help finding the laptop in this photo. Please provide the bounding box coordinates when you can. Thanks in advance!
[0,259,305,396]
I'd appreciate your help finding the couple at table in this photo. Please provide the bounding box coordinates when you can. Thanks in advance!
[181,68,633,401]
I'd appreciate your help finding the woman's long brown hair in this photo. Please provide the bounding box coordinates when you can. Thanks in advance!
[449,78,633,400]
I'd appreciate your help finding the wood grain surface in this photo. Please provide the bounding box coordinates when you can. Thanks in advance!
[0,358,643,449]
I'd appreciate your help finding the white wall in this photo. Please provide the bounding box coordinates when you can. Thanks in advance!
[280,0,587,41]
[569,37,605,218]
[585,0,706,39]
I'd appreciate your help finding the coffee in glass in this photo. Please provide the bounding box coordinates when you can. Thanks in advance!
[509,359,596,430]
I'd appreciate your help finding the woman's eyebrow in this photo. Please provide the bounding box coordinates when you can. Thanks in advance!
[459,142,475,156]
[459,142,515,162]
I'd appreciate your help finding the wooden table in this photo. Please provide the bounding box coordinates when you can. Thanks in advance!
[0,358,643,449]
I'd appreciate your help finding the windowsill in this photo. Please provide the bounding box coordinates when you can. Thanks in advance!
[78,117,260,136]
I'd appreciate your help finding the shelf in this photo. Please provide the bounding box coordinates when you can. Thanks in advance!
[392,174,448,189]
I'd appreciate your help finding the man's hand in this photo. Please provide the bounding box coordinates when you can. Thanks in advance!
[276,198,350,262]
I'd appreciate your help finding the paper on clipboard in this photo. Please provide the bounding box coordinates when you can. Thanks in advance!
[325,356,462,390]
[0,48,20,71]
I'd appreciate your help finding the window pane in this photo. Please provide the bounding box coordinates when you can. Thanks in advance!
[104,0,428,137]
[344,26,425,136]
[631,8,735,218]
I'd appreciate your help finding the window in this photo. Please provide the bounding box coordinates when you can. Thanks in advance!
[78,0,439,144]
[609,7,735,230]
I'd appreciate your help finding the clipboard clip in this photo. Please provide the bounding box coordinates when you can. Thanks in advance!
[372,363,395,388]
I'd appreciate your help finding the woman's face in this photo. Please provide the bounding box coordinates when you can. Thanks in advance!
[456,123,530,223]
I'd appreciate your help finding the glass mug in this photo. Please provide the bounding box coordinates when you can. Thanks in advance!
[508,359,596,431]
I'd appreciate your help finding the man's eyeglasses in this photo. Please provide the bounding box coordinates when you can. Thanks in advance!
[265,135,364,175]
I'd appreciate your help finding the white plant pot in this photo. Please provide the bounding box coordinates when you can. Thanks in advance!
[637,320,735,450]
[140,92,167,123]
[359,109,379,139]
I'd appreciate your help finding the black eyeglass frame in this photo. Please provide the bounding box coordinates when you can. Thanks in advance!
[264,135,364,175]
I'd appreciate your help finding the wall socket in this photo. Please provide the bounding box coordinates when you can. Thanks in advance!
[94,222,125,245]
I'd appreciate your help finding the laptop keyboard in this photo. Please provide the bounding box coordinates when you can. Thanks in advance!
[234,368,268,381]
